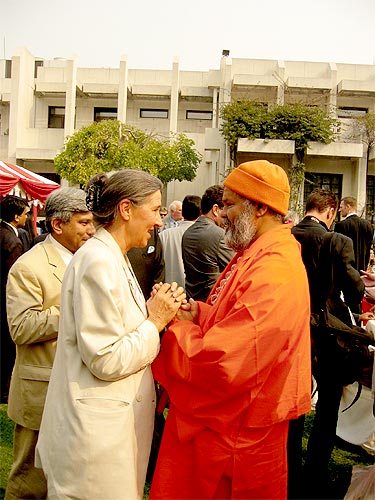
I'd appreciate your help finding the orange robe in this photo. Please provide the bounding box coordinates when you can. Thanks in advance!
[150,224,311,499]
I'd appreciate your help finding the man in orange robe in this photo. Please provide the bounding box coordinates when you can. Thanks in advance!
[150,160,311,499]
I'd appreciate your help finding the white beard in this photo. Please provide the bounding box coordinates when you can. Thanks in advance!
[224,202,257,253]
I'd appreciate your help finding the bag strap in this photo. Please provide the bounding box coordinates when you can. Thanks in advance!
[341,383,363,413]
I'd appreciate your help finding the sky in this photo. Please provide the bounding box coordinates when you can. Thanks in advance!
[1,0,375,71]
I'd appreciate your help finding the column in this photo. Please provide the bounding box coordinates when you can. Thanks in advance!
[357,156,368,214]
[170,57,179,133]
[8,47,35,163]
[212,87,218,128]
[167,57,180,202]
[329,62,337,116]
[218,55,232,174]
[276,60,285,105]
[118,55,128,123]
[64,57,77,140]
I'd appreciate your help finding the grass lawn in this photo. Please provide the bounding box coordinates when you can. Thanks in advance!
[0,405,14,499]
[1,404,373,499]
[301,412,374,498]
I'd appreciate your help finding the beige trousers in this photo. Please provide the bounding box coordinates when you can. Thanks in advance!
[5,424,47,500]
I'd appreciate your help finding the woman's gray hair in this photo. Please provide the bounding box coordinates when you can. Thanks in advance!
[86,169,162,227]
[45,187,90,233]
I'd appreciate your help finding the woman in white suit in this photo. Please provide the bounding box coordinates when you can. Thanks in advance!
[36,170,186,500]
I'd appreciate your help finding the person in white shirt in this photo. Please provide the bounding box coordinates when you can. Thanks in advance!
[161,199,183,230]
[159,195,201,287]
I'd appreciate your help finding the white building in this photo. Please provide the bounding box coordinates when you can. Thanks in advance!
[0,47,374,216]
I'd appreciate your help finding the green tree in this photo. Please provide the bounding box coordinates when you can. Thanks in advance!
[266,103,336,162]
[353,112,375,150]
[220,100,268,160]
[220,101,339,211]
[54,120,202,186]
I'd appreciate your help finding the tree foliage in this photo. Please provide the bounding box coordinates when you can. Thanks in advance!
[352,112,375,217]
[266,103,338,161]
[353,112,375,149]
[220,101,268,154]
[220,100,338,162]
[54,120,202,186]
[220,100,339,212]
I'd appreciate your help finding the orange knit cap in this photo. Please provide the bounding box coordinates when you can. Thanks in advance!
[224,160,290,216]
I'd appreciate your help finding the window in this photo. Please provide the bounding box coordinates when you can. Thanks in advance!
[338,107,368,118]
[186,110,213,120]
[304,173,342,207]
[366,176,375,222]
[5,60,12,78]
[48,107,65,128]
[37,172,60,184]
[34,60,44,78]
[140,109,168,119]
[94,107,118,122]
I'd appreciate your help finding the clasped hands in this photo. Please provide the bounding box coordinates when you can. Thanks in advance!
[147,282,198,331]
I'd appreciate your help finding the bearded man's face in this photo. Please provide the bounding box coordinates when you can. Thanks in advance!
[222,188,257,253]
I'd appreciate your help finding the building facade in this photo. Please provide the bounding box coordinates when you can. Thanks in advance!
[1,47,374,215]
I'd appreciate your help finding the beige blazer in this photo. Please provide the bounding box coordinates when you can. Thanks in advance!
[35,228,160,500]
[6,237,66,430]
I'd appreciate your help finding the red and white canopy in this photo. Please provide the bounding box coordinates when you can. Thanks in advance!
[0,161,60,204]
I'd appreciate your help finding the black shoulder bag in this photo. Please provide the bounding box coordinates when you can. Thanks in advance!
[310,232,374,411]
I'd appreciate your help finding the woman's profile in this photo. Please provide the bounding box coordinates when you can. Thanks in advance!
[35,169,186,499]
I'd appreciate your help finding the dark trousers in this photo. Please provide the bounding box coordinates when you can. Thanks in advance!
[1,315,15,403]
[287,415,305,499]
[302,346,344,498]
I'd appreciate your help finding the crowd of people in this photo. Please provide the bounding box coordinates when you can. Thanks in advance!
[0,160,374,500]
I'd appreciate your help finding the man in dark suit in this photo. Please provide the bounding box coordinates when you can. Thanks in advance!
[182,185,234,301]
[0,195,29,403]
[334,196,373,272]
[290,189,364,498]
[128,226,165,299]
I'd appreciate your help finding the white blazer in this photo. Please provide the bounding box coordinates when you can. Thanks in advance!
[36,228,160,500]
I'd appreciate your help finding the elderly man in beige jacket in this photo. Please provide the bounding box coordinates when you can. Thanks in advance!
[5,187,95,500]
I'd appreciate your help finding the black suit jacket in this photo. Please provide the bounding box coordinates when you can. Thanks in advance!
[0,221,23,303]
[182,216,234,301]
[127,227,165,299]
[0,221,23,401]
[292,217,364,320]
[334,214,373,272]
